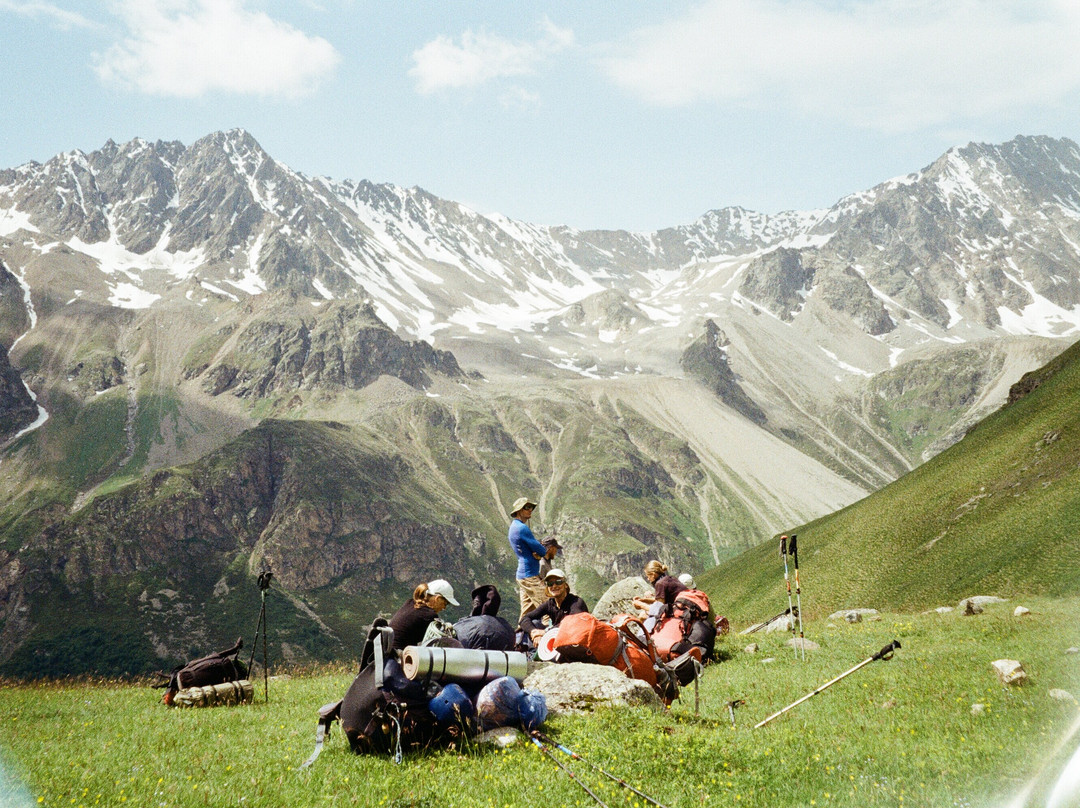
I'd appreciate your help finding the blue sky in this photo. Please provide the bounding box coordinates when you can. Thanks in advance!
[2,0,1079,231]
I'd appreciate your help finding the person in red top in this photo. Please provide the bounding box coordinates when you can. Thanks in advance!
[632,560,687,618]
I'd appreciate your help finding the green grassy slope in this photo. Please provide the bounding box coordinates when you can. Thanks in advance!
[703,339,1080,623]
[1,598,1078,807]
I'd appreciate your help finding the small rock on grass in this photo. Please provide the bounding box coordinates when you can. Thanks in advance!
[964,601,984,616]
[971,703,986,715]
[761,657,776,664]
[787,638,820,651]
[935,606,954,614]
[744,643,759,654]
[1067,647,1080,655]
[1014,606,1031,617]
[991,659,1028,686]
[477,727,522,747]
[1049,689,1076,702]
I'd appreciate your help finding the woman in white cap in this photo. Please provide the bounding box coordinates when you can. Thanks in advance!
[388,579,459,651]
[519,568,588,645]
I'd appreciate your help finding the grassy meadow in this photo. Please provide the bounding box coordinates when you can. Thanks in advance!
[2,596,1078,808]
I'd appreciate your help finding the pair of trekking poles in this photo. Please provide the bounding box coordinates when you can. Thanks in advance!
[529,730,670,808]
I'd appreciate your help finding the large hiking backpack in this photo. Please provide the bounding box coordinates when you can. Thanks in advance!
[552,612,623,665]
[158,638,247,706]
[303,620,455,767]
[654,590,717,662]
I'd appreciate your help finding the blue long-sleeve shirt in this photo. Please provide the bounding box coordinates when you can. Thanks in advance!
[508,518,546,579]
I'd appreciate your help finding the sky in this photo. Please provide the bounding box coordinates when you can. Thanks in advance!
[2,0,1080,231]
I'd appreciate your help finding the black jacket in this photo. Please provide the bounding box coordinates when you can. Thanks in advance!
[519,594,588,633]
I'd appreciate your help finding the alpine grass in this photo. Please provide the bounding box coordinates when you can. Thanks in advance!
[1,597,1078,807]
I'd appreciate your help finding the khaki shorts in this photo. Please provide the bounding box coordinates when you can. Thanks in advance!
[517,576,548,622]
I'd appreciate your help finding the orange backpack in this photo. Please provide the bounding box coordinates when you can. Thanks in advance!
[552,612,623,665]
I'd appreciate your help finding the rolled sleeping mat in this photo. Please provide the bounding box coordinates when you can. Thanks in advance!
[172,679,253,708]
[401,646,528,685]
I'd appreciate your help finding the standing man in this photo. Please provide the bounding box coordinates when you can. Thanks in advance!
[508,496,555,621]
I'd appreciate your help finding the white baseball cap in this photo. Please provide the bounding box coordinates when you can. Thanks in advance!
[678,573,695,588]
[427,579,460,606]
[544,569,567,583]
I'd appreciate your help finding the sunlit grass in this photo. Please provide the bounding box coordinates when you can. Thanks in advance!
[1,597,1078,807]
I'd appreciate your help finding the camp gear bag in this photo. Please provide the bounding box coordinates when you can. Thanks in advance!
[173,679,254,708]
[552,612,622,665]
[159,638,247,705]
[421,617,460,647]
[454,614,516,651]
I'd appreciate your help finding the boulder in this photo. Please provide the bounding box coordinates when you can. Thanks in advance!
[828,608,879,621]
[935,606,954,614]
[592,577,653,621]
[787,638,820,652]
[959,596,1007,611]
[991,659,1028,686]
[1049,689,1076,702]
[523,662,661,715]
[765,614,796,633]
[1014,606,1031,617]
[964,601,984,616]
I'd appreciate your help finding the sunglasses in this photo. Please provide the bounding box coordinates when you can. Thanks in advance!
[546,579,566,586]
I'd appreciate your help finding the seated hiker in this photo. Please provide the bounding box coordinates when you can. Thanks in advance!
[388,579,459,651]
[519,569,588,644]
[632,560,688,618]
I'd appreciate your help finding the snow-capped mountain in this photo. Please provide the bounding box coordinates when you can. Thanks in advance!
[2,131,1079,672]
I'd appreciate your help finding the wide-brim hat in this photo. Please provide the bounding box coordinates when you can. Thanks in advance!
[510,496,537,516]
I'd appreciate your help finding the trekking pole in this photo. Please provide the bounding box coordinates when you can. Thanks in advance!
[740,607,793,635]
[790,534,806,661]
[528,734,608,807]
[533,732,670,808]
[780,535,797,657]
[754,640,901,729]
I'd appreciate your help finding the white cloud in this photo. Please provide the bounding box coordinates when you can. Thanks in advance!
[597,0,1080,132]
[410,16,573,94]
[93,0,340,99]
[0,0,95,28]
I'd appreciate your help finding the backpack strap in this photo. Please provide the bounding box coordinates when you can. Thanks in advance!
[373,626,393,689]
[300,700,342,769]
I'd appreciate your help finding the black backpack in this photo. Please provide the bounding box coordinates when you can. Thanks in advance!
[157,638,247,705]
[303,620,448,766]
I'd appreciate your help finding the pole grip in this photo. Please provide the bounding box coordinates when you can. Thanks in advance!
[872,640,901,661]
[779,535,787,556]
[788,534,798,563]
